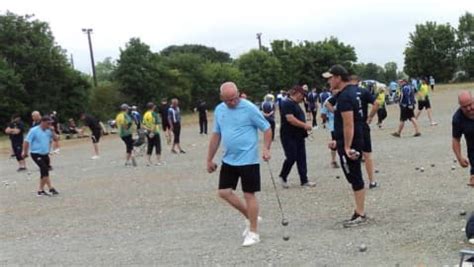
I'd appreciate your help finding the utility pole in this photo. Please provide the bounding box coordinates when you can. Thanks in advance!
[82,28,97,87]
[256,33,262,50]
[70,54,75,69]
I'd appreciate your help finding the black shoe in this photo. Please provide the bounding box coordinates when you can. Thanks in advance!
[414,132,421,137]
[49,188,59,195]
[17,167,27,172]
[369,182,378,189]
[37,190,51,197]
[179,150,186,154]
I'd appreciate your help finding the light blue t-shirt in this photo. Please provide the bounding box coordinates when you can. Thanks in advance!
[25,126,53,155]
[214,99,270,166]
[320,98,335,132]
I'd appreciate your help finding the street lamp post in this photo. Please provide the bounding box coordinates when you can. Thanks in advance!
[82,28,97,87]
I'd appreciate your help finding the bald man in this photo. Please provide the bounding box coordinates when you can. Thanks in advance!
[207,82,272,247]
[452,91,474,187]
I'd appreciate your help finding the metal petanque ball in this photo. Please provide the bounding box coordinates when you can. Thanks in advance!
[420,167,424,172]
[415,167,419,171]
[451,165,456,170]
[460,210,467,216]
[283,235,290,241]
[336,175,340,179]
[431,164,435,167]
[281,219,289,226]
[359,244,367,252]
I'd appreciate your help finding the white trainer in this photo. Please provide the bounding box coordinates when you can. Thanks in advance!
[242,231,260,247]
[91,155,100,160]
[242,216,262,237]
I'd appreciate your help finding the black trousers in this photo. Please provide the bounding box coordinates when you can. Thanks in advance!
[311,110,318,127]
[279,134,308,185]
[199,116,208,134]
[172,123,181,144]
[146,133,161,155]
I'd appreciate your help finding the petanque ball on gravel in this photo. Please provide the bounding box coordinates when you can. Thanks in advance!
[336,175,340,179]
[359,244,367,252]
[420,167,424,172]
[415,167,419,170]
[451,165,456,170]
[375,170,379,174]
[431,164,435,167]
[460,210,467,216]
[281,219,289,226]
[283,235,290,241]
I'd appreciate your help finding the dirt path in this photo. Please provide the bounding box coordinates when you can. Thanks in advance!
[0,86,473,266]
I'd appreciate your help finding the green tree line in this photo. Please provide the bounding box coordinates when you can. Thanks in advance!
[1,11,472,129]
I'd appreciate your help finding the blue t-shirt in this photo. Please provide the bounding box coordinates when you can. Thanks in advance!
[280,97,307,138]
[25,126,53,155]
[400,84,416,107]
[320,98,335,132]
[214,99,270,166]
[333,85,364,144]
[306,91,318,110]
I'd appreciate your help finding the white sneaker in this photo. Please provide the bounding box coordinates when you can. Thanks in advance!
[53,149,60,154]
[242,231,260,247]
[91,155,100,160]
[469,238,474,244]
[242,216,262,237]
[279,177,289,189]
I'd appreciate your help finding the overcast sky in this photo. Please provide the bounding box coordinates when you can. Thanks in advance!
[3,0,473,74]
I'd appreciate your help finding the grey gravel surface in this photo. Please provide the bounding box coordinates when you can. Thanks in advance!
[0,88,473,266]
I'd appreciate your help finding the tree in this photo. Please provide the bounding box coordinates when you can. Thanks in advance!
[95,57,116,83]
[270,37,357,88]
[89,82,124,121]
[457,12,474,78]
[384,62,398,82]
[354,62,385,81]
[404,21,458,82]
[114,38,171,107]
[201,62,242,106]
[0,58,27,127]
[161,44,231,63]
[236,49,283,99]
[0,12,90,123]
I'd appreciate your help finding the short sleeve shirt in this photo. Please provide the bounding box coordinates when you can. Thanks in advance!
[143,111,161,133]
[452,108,474,152]
[333,85,364,143]
[320,98,335,132]
[7,121,24,143]
[115,112,133,137]
[213,99,270,166]
[84,115,101,132]
[280,97,306,138]
[261,101,275,121]
[25,126,53,154]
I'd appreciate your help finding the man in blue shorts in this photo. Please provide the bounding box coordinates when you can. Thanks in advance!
[207,82,272,247]
[22,116,60,196]
[452,91,474,187]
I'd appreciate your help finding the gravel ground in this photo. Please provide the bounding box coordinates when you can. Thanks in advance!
[1,87,473,266]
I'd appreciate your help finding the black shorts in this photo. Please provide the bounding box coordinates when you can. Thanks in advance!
[337,141,364,191]
[418,99,431,110]
[91,129,101,144]
[121,135,134,154]
[162,121,170,131]
[362,124,372,153]
[11,141,23,161]
[219,162,261,193]
[31,153,50,178]
[400,106,415,121]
